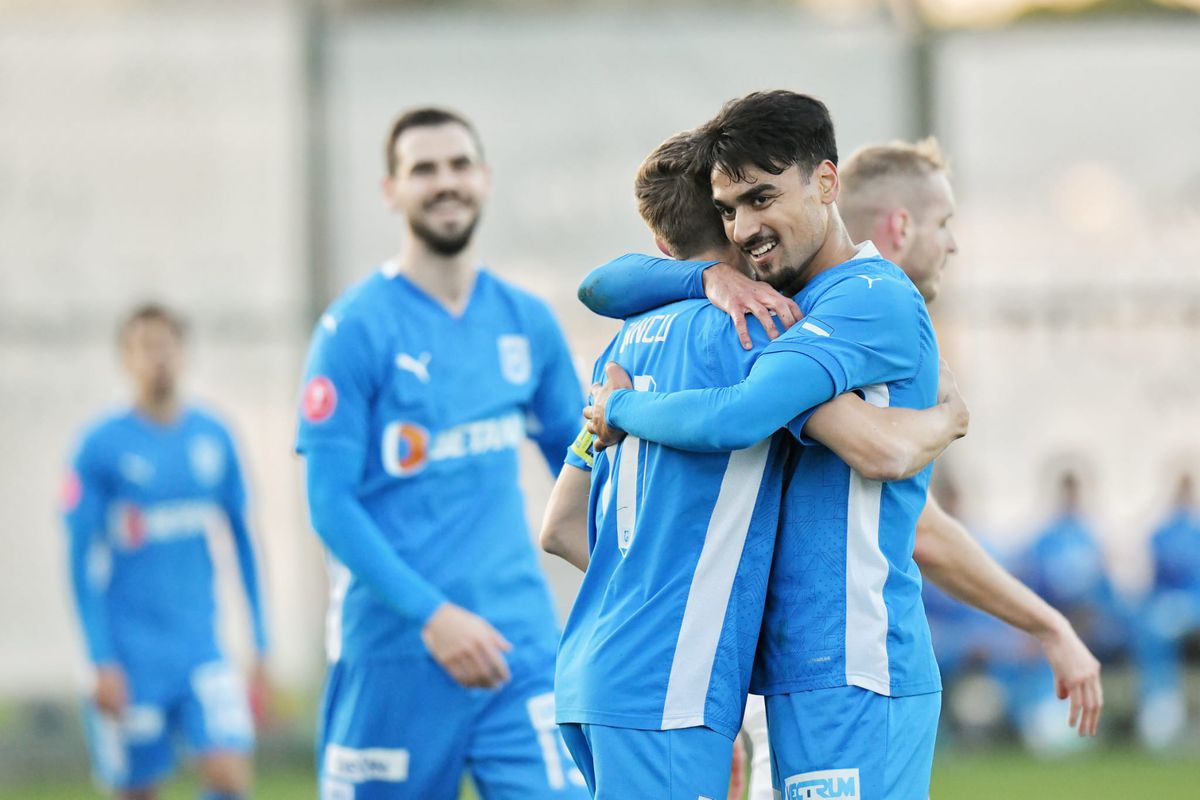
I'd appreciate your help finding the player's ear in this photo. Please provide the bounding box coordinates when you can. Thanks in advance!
[817,160,839,205]
[381,174,401,211]
[887,208,910,252]
[654,238,673,258]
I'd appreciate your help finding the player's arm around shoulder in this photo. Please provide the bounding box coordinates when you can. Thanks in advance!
[803,358,969,481]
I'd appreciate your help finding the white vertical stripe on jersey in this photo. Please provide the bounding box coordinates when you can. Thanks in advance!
[661,439,772,728]
[614,435,642,556]
[843,383,892,694]
[325,556,352,663]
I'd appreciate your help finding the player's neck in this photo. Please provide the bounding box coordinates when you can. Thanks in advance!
[134,393,181,425]
[786,217,860,294]
[396,243,478,315]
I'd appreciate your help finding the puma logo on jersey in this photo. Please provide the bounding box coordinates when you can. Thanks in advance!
[858,275,881,289]
[395,352,432,383]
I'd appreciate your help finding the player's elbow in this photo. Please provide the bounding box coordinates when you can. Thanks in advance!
[538,520,567,558]
[912,519,950,573]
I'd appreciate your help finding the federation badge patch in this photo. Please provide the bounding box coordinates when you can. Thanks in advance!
[303,376,338,423]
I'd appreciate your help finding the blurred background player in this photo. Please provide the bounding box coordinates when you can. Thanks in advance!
[1135,469,1200,749]
[61,303,270,800]
[296,107,588,799]
[1005,467,1127,751]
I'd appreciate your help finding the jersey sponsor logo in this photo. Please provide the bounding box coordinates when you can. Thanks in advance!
[783,768,859,799]
[324,744,409,783]
[498,335,532,384]
[618,312,678,354]
[381,422,430,477]
[381,413,524,478]
[394,351,432,383]
[108,500,218,549]
[303,376,338,423]
[61,470,83,512]
[188,435,225,488]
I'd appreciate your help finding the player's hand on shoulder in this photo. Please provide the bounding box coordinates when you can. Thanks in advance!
[94,664,128,717]
[937,359,969,439]
[421,603,513,689]
[702,262,802,350]
[584,363,632,451]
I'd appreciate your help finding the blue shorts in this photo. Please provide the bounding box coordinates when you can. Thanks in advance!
[318,650,588,800]
[559,722,733,800]
[85,660,254,791]
[766,686,940,800]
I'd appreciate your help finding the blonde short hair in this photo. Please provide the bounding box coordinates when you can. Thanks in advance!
[841,136,950,189]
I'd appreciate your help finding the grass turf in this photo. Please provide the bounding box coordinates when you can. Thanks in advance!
[3,748,1198,799]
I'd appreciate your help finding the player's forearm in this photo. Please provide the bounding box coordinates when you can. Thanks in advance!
[577,253,712,319]
[305,446,447,624]
[836,402,965,482]
[539,465,591,572]
[227,512,270,654]
[915,497,1063,638]
[606,350,835,452]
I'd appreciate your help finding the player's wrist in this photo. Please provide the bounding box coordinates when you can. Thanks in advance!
[1031,607,1071,642]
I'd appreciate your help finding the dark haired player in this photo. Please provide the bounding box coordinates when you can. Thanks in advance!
[63,304,269,800]
[297,107,588,799]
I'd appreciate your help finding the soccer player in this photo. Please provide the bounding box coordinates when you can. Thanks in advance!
[62,304,269,800]
[1135,469,1200,749]
[581,90,960,798]
[543,131,969,798]
[580,133,1104,795]
[296,107,589,800]
[1004,469,1125,751]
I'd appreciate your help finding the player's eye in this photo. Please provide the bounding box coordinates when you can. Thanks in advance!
[751,195,773,208]
[716,206,735,220]
[410,163,435,176]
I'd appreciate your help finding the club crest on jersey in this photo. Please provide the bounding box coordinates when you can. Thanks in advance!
[783,768,859,799]
[497,335,531,385]
[188,435,225,488]
[303,376,338,423]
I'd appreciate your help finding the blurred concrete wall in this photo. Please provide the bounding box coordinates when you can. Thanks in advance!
[2,3,1198,696]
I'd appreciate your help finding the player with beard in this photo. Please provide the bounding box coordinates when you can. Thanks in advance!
[297,107,588,799]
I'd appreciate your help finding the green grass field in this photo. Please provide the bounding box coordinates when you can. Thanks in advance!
[3,748,1198,799]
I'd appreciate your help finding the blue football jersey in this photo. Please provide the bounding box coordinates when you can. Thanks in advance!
[63,407,252,682]
[555,300,788,740]
[752,246,942,698]
[1149,507,1200,594]
[296,265,583,664]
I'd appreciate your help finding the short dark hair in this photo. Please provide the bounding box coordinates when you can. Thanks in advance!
[384,106,484,176]
[634,131,726,259]
[118,303,186,346]
[699,90,838,183]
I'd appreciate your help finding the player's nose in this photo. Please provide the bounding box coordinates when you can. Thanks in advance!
[731,209,760,246]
